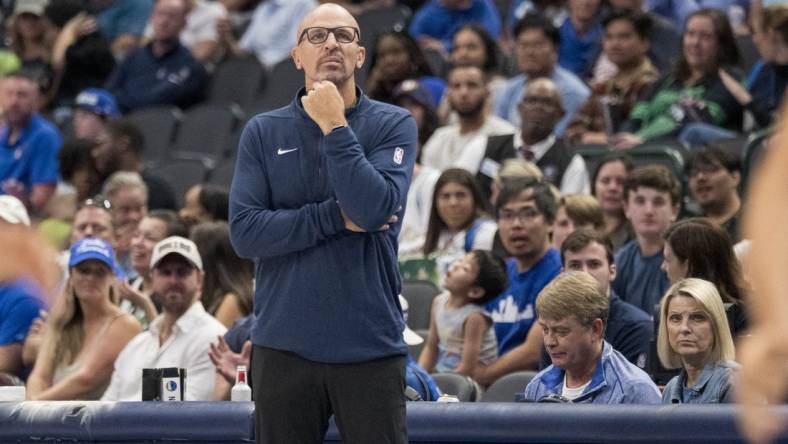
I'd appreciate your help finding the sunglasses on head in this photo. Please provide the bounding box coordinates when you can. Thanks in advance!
[79,196,111,211]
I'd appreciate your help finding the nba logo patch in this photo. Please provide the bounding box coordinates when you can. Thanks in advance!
[393,147,404,165]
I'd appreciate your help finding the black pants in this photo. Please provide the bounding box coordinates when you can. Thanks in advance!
[251,345,407,444]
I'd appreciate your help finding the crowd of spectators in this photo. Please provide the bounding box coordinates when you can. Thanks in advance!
[0,0,785,411]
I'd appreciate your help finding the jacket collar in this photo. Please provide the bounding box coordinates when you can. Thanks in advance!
[541,341,612,400]
[293,85,365,120]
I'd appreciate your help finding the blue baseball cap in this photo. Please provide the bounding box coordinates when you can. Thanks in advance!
[68,237,117,272]
[75,88,120,118]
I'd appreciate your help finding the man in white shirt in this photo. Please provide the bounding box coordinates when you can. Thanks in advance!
[421,64,515,171]
[101,236,226,401]
[473,78,589,199]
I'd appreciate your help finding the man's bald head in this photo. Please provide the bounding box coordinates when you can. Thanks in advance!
[524,77,561,102]
[519,77,564,144]
[296,3,360,42]
[291,3,365,90]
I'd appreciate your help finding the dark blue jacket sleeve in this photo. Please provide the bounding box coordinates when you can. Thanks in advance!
[228,119,346,259]
[614,320,652,366]
[321,114,418,232]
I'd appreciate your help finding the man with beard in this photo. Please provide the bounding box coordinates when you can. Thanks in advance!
[228,3,416,443]
[422,64,515,172]
[475,77,589,200]
[92,119,176,210]
[101,236,226,401]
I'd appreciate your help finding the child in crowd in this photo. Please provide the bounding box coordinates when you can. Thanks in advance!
[419,251,508,377]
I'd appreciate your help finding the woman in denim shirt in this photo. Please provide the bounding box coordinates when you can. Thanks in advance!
[657,278,737,403]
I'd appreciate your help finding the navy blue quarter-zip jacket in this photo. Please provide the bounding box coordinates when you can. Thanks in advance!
[229,88,417,363]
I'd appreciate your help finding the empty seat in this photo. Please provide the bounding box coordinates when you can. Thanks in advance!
[209,159,236,188]
[431,373,481,402]
[254,59,304,112]
[741,128,771,194]
[171,103,244,163]
[126,106,183,165]
[147,159,210,208]
[401,280,441,331]
[480,371,538,402]
[208,55,266,111]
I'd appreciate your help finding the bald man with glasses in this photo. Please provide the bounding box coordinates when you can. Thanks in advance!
[228,4,417,443]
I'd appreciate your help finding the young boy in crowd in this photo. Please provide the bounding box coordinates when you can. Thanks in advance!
[612,165,680,315]
[419,251,508,376]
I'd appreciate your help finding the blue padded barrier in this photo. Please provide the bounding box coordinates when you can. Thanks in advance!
[1,401,787,443]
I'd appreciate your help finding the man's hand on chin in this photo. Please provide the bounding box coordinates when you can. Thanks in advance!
[301,81,348,135]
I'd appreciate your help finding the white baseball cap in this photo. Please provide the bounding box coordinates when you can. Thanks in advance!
[399,295,423,346]
[150,236,203,271]
[0,195,30,226]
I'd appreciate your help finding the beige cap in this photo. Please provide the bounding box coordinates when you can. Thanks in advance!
[150,236,203,271]
[13,0,48,17]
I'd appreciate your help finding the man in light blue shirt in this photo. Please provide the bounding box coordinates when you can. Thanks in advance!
[237,0,317,67]
[493,13,589,135]
[522,271,661,404]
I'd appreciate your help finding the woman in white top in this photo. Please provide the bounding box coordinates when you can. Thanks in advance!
[26,238,141,400]
[423,168,497,280]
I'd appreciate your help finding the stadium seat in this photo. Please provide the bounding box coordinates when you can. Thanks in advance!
[431,372,481,401]
[423,47,448,79]
[253,59,304,112]
[742,128,772,194]
[208,55,266,111]
[628,143,686,181]
[125,106,183,166]
[401,280,441,331]
[574,144,610,178]
[355,5,411,85]
[147,159,210,208]
[170,103,244,165]
[736,35,759,74]
[209,159,235,188]
[480,371,538,402]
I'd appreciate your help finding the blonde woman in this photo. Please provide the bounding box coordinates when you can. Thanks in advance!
[657,278,737,404]
[26,238,141,400]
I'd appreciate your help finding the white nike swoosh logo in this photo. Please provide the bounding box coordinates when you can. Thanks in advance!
[277,148,299,155]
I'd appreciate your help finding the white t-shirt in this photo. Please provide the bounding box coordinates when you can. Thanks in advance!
[421,116,515,172]
[561,374,592,401]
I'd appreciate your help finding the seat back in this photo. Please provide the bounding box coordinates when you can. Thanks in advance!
[431,372,481,402]
[401,280,441,331]
[147,159,210,208]
[208,56,266,111]
[209,159,236,188]
[253,59,304,113]
[171,103,244,162]
[741,128,771,195]
[480,371,538,402]
[125,106,183,166]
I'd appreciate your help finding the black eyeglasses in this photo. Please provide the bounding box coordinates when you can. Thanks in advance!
[298,26,360,44]
[79,196,111,211]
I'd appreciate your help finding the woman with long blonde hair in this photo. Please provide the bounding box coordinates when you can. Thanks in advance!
[657,278,737,404]
[26,237,141,400]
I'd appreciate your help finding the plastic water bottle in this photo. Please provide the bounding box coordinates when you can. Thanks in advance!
[230,365,252,401]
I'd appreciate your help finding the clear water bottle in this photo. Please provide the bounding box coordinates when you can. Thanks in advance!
[230,365,252,401]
